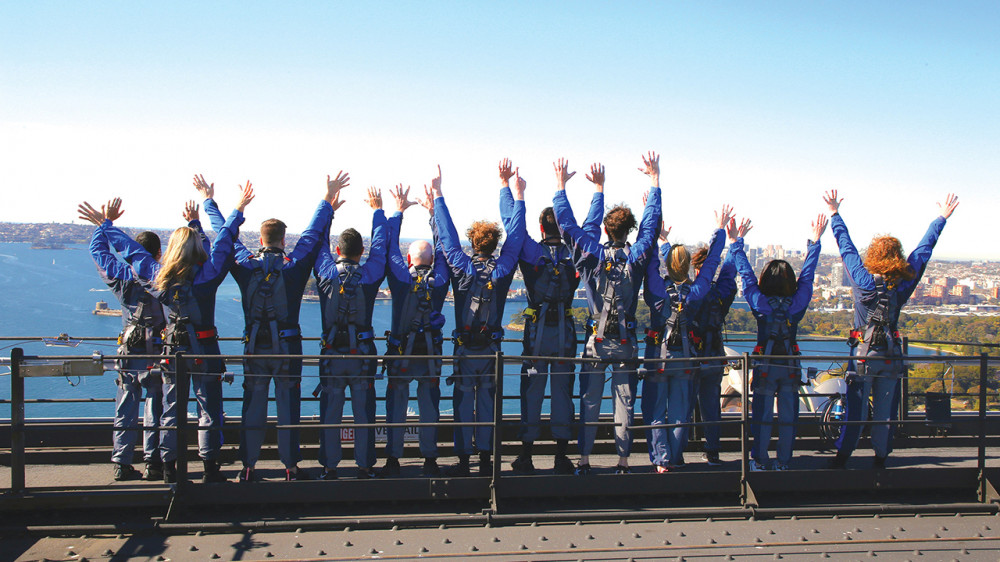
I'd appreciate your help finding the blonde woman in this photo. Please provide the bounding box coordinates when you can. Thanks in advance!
[103,183,253,483]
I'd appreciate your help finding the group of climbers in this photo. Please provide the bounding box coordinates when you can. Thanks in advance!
[77,155,959,483]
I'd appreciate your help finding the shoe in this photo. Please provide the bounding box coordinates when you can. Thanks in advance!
[143,460,163,481]
[113,462,141,481]
[381,456,401,478]
[873,456,887,470]
[674,454,686,467]
[478,451,493,477]
[163,461,177,483]
[357,467,377,479]
[574,463,592,476]
[320,468,338,481]
[286,466,311,481]
[511,455,535,475]
[614,465,631,475]
[202,460,228,483]
[655,464,670,474]
[771,462,788,471]
[237,466,255,483]
[828,451,849,470]
[445,456,471,477]
[749,461,766,472]
[422,458,441,477]
[703,451,722,466]
[553,455,574,475]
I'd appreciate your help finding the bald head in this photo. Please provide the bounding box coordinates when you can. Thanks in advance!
[408,240,434,266]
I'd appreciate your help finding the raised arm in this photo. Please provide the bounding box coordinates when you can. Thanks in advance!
[728,232,768,315]
[78,201,134,282]
[687,227,727,304]
[789,214,827,315]
[361,207,389,284]
[493,178,526,279]
[825,189,875,291]
[628,185,662,263]
[195,183,253,284]
[431,165,475,276]
[899,194,957,298]
[287,200,335,266]
[553,159,603,261]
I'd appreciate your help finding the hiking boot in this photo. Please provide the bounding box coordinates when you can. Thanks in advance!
[655,464,671,474]
[356,466,377,479]
[202,460,228,483]
[771,462,789,471]
[286,466,311,481]
[113,462,141,481]
[478,451,493,477]
[749,461,766,472]
[144,461,164,481]
[828,451,849,470]
[163,460,177,484]
[381,456,402,478]
[320,468,338,481]
[574,463,592,476]
[703,451,722,466]
[553,454,574,475]
[422,458,441,477]
[614,465,631,475]
[511,455,535,475]
[445,456,471,477]
[873,456,887,470]
[237,466,256,483]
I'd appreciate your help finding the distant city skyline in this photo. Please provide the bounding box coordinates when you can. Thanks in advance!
[1,2,996,259]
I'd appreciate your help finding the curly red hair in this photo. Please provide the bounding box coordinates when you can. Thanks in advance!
[864,235,915,284]
[467,221,503,256]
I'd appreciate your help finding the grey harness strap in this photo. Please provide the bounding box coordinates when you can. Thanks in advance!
[396,266,440,376]
[662,282,693,360]
[594,245,631,342]
[526,243,573,374]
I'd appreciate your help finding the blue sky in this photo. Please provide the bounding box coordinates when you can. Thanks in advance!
[1,1,996,258]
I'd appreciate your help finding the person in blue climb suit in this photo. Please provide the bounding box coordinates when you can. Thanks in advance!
[499,159,583,475]
[314,185,388,480]
[553,154,660,475]
[99,185,254,483]
[729,213,826,471]
[825,190,959,470]
[78,199,169,482]
[196,173,345,482]
[433,163,526,477]
[380,180,450,478]
[642,205,732,472]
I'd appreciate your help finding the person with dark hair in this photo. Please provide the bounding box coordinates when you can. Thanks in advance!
[78,200,168,481]
[197,173,344,482]
[499,159,583,475]
[94,187,253,483]
[825,190,959,469]
[433,163,526,476]
[729,213,827,471]
[380,178,451,477]
[642,205,733,472]
[553,153,660,475]
[313,186,388,480]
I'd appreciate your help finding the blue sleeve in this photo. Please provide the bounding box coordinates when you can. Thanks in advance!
[203,198,226,232]
[434,196,474,277]
[627,186,660,265]
[898,216,947,299]
[553,190,603,263]
[830,213,874,291]
[643,244,669,306]
[715,250,738,304]
[493,197,525,279]
[313,223,336,280]
[386,212,411,284]
[430,215,451,289]
[286,200,334,267]
[360,210,388,284]
[187,219,215,257]
[659,241,671,264]
[581,192,605,240]
[730,238,769,315]
[194,209,244,285]
[790,240,821,316]
[103,221,161,281]
[499,185,515,220]
[90,225,133,281]
[686,229,725,305]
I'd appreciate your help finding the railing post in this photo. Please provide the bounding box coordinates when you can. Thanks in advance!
[978,351,988,503]
[740,352,752,507]
[175,350,189,485]
[10,348,25,494]
[900,337,910,426]
[491,350,504,513]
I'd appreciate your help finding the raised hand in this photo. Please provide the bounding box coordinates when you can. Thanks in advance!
[329,191,346,212]
[638,151,660,188]
[236,181,255,212]
[823,190,842,214]
[390,184,416,213]
[326,170,351,204]
[938,193,960,219]
[811,214,828,242]
[499,158,515,188]
[104,198,124,222]
[430,165,443,198]
[182,200,200,222]
[514,169,526,200]
[728,217,752,243]
[77,201,104,226]
[715,204,734,230]
[193,174,215,200]
[585,163,605,192]
[553,158,576,191]
[419,184,435,215]
[659,224,672,244]
[365,186,383,211]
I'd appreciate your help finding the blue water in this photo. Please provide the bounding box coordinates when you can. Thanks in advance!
[0,243,938,420]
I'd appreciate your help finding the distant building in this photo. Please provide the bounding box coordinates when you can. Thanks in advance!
[830,262,849,287]
[950,284,971,298]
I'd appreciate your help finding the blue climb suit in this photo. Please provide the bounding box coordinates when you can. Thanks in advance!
[553,186,660,459]
[106,210,243,463]
[642,229,724,467]
[383,212,450,460]
[314,210,388,472]
[435,193,525,456]
[204,198,332,470]
[832,212,948,460]
[500,187,581,446]
[731,237,820,468]
[90,224,167,467]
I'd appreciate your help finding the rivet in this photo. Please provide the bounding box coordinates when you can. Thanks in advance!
[420,547,428,553]
[66,552,76,557]
[620,520,627,525]
[616,541,624,547]
[768,529,776,535]
[439,524,447,530]
[188,546,198,552]
[706,517,713,523]
[530,522,538,527]
[294,542,302,548]
[587,534,594,540]
[392,525,399,531]
[874,514,881,519]
[265,553,274,558]
[678,532,685,537]
[791,515,798,520]
[939,526,948,531]
[317,551,326,556]
[369,548,378,555]
[933,533,940,539]
[896,527,905,532]
[976,532,984,538]
[470,546,478,552]
[295,527,303,534]
[913,550,921,555]
[726,556,734,561]
[724,530,731,536]
[812,528,820,534]
[961,549,970,555]
[575,521,582,526]
[493,537,500,542]
[344,541,353,547]
[519,544,528,550]
[914,513,922,518]
[774,555,782,560]
[540,536,548,541]
[821,554,830,559]
[985,525,992,531]
[710,538,717,544]
[633,532,641,538]
[568,543,576,548]
[211,554,220,559]
[889,534,896,540]
[196,531,204,536]
[663,540,671,545]
[344,526,351,532]
[800,536,808,541]
[104,549,116,556]
[442,538,450,544]
[394,540,402,545]
[756,537,763,543]
[854,528,862,533]
[867,552,875,558]
[832,515,840,520]
[846,536,854,540]
[663,518,670,524]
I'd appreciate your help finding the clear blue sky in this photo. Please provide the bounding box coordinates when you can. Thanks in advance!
[1,1,996,258]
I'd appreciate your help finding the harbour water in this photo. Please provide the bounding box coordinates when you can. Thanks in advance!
[0,242,938,420]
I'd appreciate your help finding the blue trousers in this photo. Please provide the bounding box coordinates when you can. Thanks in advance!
[580,334,638,458]
[384,341,442,459]
[160,369,224,463]
[640,373,669,466]
[835,355,902,459]
[239,354,303,469]
[750,362,799,467]
[452,345,497,455]
[692,363,725,453]
[318,343,377,469]
[112,358,163,465]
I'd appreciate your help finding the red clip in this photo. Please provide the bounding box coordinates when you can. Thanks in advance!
[684,369,691,375]
[760,372,768,378]
[657,368,664,373]
[194,358,204,365]
[621,338,628,345]
[595,337,604,343]
[753,345,764,354]
[350,349,358,355]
